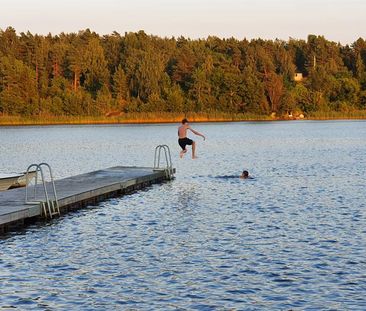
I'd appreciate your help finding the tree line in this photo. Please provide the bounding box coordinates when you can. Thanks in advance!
[1,27,366,117]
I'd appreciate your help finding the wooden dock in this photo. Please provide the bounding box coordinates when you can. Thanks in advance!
[0,166,174,234]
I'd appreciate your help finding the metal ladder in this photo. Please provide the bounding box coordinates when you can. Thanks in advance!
[25,163,60,219]
[154,145,174,180]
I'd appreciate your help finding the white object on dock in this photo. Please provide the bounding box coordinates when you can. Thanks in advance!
[0,171,37,191]
[0,174,23,191]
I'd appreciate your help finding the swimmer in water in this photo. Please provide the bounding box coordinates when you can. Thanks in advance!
[178,118,205,159]
[240,170,252,179]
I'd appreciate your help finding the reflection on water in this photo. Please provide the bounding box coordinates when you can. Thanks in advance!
[1,121,366,310]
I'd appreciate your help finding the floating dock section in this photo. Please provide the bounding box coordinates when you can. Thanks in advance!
[0,166,175,234]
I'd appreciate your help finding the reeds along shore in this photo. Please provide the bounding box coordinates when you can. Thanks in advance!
[0,111,366,126]
[0,112,269,126]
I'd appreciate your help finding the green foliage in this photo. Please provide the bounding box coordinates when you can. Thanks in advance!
[359,90,366,109]
[112,65,128,99]
[0,28,366,118]
[165,84,185,112]
[83,38,109,95]
[240,65,267,113]
[0,55,38,115]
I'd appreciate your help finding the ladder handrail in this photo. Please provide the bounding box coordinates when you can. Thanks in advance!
[39,162,59,211]
[154,145,174,179]
[25,163,60,218]
[25,163,40,203]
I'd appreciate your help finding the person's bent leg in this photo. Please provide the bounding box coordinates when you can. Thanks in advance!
[180,149,187,158]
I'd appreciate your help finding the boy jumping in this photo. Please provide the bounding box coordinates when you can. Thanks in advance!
[178,118,205,159]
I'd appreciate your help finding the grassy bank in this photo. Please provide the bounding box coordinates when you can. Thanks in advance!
[1,111,366,126]
[0,112,272,126]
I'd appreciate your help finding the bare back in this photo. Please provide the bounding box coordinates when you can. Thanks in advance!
[178,124,189,139]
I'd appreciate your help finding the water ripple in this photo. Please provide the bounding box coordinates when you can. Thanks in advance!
[1,121,366,310]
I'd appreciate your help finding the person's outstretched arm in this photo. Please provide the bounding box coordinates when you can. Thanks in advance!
[189,127,206,140]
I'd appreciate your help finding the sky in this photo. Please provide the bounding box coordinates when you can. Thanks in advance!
[0,0,365,44]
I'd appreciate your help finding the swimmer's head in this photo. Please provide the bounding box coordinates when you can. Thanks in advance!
[182,118,188,124]
[242,170,249,178]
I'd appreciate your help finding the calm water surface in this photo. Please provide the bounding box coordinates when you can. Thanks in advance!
[0,121,366,310]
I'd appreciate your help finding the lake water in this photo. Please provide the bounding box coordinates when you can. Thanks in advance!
[0,121,366,310]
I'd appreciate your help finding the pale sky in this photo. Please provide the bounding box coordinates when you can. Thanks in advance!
[0,0,365,44]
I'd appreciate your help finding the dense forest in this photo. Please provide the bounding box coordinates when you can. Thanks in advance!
[1,27,366,119]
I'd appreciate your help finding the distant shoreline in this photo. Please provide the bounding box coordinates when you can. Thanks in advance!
[1,112,366,126]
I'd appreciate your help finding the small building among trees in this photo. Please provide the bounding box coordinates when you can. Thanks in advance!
[294,73,303,82]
